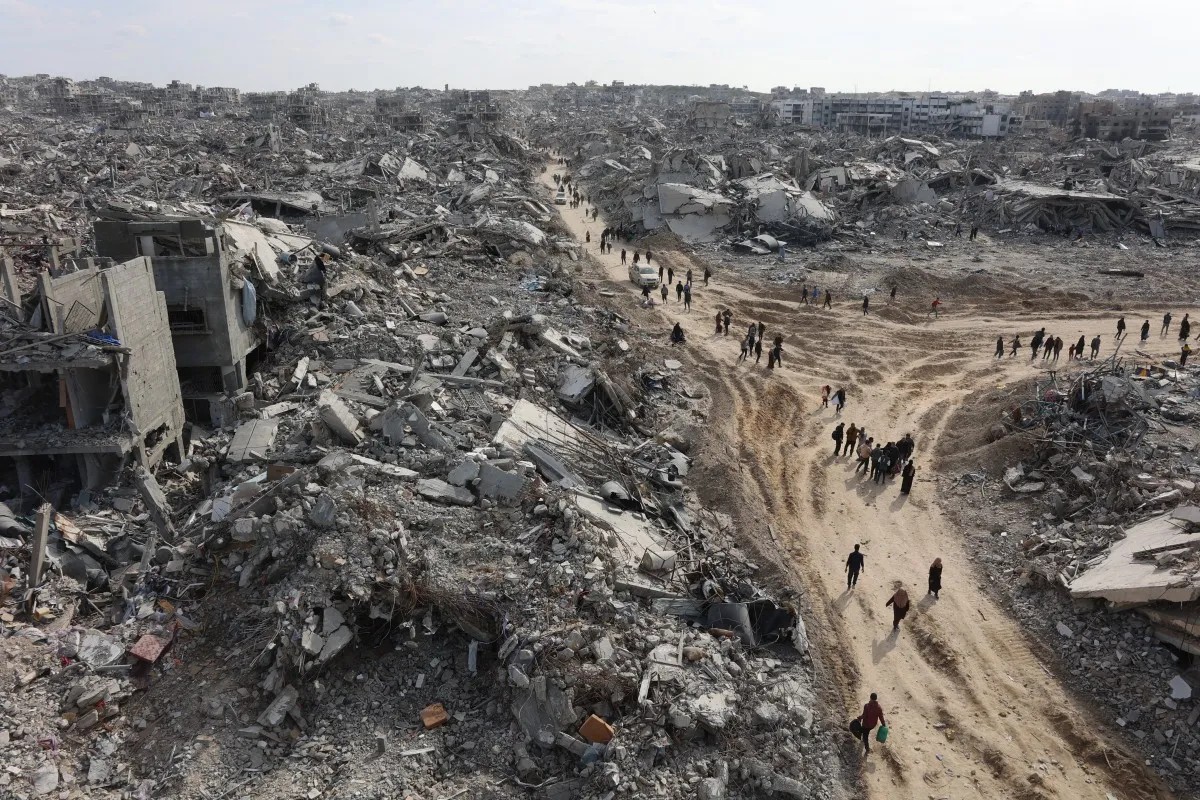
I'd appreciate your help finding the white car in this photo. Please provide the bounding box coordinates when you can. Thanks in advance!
[629,264,659,288]
[554,189,567,205]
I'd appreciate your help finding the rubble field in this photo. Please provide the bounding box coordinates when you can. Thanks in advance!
[3,77,1200,800]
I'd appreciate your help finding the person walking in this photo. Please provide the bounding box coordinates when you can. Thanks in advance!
[862,295,870,315]
[831,423,845,455]
[768,341,783,370]
[1180,314,1191,341]
[1141,319,1151,343]
[737,336,750,364]
[897,433,915,463]
[621,249,627,265]
[1075,334,1085,360]
[757,321,766,343]
[885,587,910,630]
[995,335,1005,358]
[645,250,653,264]
[722,309,732,335]
[844,423,859,457]
[873,443,891,485]
[676,281,684,303]
[714,310,724,335]
[1090,335,1101,359]
[856,694,887,756]
[1182,342,1192,367]
[823,290,833,310]
[686,268,693,286]
[703,267,711,286]
[668,267,675,287]
[929,297,942,318]
[833,387,846,415]
[683,283,692,311]
[1116,316,1126,340]
[1053,336,1064,361]
[1030,328,1045,359]
[855,438,873,474]
[660,283,668,304]
[970,224,979,240]
[928,558,943,599]
[889,285,897,303]
[633,251,640,266]
[846,545,865,589]
[801,284,809,305]
[1163,312,1173,336]
[585,231,591,244]
[821,385,831,409]
[1043,335,1055,360]
[754,337,763,364]
[900,459,916,494]
[658,264,665,284]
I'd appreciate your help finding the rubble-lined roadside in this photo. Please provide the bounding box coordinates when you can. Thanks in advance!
[937,355,1200,789]
[0,101,844,800]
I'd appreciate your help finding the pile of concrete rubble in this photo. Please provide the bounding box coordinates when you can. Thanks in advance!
[959,355,1200,784]
[0,105,843,800]
[530,109,1200,256]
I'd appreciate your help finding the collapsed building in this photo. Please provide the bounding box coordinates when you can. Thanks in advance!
[0,255,184,505]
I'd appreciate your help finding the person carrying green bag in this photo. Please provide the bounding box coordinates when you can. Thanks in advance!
[856,693,887,755]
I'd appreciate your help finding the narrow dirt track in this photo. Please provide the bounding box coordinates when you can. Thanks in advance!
[540,162,1175,800]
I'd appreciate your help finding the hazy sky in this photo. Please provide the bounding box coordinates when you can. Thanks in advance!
[1,0,1195,95]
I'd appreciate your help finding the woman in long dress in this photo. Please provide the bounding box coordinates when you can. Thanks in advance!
[928,558,943,599]
[885,588,910,630]
[900,460,916,494]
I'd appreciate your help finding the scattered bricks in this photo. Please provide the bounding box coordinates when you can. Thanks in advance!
[420,703,449,729]
[128,634,171,663]
[578,714,614,744]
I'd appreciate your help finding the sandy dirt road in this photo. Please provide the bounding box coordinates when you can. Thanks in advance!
[540,162,1176,799]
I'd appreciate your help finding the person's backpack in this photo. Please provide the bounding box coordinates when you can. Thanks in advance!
[832,430,840,440]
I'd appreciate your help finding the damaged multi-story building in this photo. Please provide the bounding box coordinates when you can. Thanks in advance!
[375,91,425,132]
[0,251,184,505]
[92,217,265,423]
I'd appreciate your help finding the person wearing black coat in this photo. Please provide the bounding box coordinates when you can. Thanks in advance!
[901,460,916,494]
[928,558,943,599]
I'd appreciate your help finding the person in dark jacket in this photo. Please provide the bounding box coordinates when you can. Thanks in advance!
[900,460,916,494]
[857,694,887,755]
[715,310,724,335]
[754,338,763,364]
[722,309,732,335]
[1009,335,1020,357]
[928,558,943,599]
[1163,312,1173,336]
[1181,314,1192,341]
[1141,319,1151,343]
[886,588,910,630]
[897,434,915,462]
[995,335,1004,358]
[846,544,865,589]
[831,423,845,454]
[1116,316,1126,340]
[1075,335,1086,359]
[843,423,859,457]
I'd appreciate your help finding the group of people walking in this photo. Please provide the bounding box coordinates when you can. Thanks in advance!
[995,312,1198,367]
[838,426,917,491]
[732,319,785,368]
[847,550,944,756]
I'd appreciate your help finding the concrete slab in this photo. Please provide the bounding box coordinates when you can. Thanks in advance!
[228,419,279,462]
[1070,511,1200,604]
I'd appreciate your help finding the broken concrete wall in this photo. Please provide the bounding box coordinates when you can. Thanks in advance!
[40,268,105,334]
[102,257,185,464]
